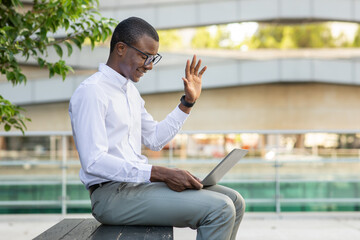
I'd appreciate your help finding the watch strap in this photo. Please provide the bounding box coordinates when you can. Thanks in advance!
[180,95,195,108]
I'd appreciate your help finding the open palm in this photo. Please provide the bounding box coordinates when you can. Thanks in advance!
[182,55,207,103]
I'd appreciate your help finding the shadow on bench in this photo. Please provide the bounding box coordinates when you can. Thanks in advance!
[34,218,173,240]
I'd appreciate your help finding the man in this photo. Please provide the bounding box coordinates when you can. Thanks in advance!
[69,17,245,240]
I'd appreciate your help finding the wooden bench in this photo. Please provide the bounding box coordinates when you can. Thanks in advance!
[34,218,174,240]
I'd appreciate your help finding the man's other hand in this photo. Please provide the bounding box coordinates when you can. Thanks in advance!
[150,166,203,192]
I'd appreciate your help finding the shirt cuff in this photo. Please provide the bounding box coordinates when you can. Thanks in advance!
[172,105,190,122]
[138,163,153,182]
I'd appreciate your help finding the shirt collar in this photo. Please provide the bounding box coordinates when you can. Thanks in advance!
[99,63,129,92]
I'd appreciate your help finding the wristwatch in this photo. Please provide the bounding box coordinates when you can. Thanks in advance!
[180,95,195,108]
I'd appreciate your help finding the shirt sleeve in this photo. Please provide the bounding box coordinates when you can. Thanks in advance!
[141,98,189,151]
[69,84,152,185]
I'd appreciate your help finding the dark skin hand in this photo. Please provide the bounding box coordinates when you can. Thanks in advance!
[151,55,207,192]
[150,166,203,192]
[178,55,207,114]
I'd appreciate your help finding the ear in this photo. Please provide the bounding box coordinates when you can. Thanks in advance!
[116,42,126,56]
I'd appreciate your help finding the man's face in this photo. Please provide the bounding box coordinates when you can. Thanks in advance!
[121,34,159,83]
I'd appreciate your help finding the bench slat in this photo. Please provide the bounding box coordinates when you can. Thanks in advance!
[90,225,173,240]
[62,218,101,240]
[89,224,126,239]
[33,219,84,240]
[117,226,173,240]
[34,219,173,240]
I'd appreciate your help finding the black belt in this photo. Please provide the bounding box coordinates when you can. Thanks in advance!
[89,181,111,196]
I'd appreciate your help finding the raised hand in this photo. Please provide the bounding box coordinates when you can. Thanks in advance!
[182,55,207,103]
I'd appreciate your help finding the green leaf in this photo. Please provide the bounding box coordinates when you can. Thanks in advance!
[39,28,47,41]
[64,41,73,57]
[10,0,23,7]
[61,68,67,80]
[24,52,30,61]
[9,14,20,26]
[7,52,15,62]
[53,44,63,58]
[102,31,108,42]
[18,73,26,84]
[90,38,95,49]
[6,71,15,81]
[49,65,55,78]
[70,38,82,50]
[92,27,99,37]
[67,65,74,74]
[19,28,30,36]
[37,58,45,68]
[64,19,70,30]
[4,124,11,132]
[56,8,64,18]
[54,63,61,74]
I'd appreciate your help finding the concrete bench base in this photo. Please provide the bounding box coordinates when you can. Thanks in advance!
[34,218,174,240]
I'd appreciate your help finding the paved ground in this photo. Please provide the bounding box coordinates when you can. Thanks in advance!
[1,212,359,240]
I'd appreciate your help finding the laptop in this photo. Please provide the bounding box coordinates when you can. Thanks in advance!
[201,148,248,187]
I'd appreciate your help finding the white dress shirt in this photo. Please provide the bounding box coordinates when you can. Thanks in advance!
[69,64,189,189]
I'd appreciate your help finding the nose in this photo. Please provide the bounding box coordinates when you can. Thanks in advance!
[144,61,153,70]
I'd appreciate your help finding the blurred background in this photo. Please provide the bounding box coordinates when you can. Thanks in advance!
[0,0,360,223]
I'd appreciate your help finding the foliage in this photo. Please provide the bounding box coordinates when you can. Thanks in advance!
[245,23,338,49]
[0,0,117,133]
[0,95,30,134]
[191,27,213,48]
[353,26,360,47]
[190,23,357,50]
[158,29,183,51]
[191,26,231,49]
[289,24,335,48]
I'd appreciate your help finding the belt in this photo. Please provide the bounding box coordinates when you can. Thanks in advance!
[89,181,111,196]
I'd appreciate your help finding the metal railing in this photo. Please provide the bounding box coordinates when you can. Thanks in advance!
[0,130,359,215]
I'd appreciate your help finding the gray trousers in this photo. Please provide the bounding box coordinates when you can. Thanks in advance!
[90,182,245,240]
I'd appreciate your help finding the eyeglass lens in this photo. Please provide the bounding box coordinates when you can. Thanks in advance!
[145,55,162,66]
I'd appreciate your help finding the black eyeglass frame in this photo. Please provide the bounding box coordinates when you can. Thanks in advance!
[123,42,162,66]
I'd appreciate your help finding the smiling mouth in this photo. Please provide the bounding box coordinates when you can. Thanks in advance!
[137,69,146,76]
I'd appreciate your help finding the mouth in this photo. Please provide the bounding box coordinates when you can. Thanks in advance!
[137,69,146,77]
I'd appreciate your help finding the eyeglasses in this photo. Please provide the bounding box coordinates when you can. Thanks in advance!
[123,42,162,66]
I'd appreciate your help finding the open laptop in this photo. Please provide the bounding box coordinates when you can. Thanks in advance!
[201,148,248,187]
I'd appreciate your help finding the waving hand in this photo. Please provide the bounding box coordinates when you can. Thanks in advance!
[182,55,207,104]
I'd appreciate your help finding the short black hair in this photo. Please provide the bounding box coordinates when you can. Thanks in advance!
[110,17,159,53]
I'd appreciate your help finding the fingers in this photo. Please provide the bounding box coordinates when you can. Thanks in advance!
[190,178,203,190]
[194,59,201,76]
[185,59,190,78]
[165,169,203,192]
[198,66,207,78]
[186,171,203,190]
[188,171,202,183]
[190,55,196,74]
[185,55,207,79]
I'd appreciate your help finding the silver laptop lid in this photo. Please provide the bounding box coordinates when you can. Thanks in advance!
[201,149,248,187]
